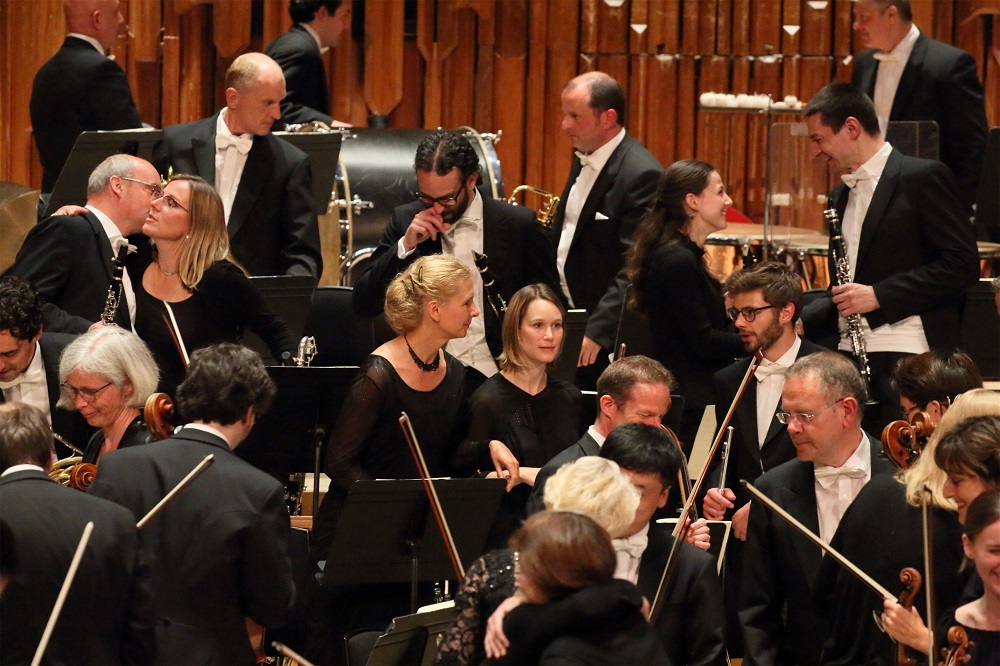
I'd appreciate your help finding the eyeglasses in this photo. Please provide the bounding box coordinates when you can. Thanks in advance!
[775,398,847,425]
[727,305,774,322]
[61,381,113,402]
[119,176,164,199]
[159,194,189,212]
[414,188,463,208]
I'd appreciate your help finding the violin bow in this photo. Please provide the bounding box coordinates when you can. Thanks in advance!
[399,412,465,580]
[31,523,93,666]
[921,486,935,666]
[136,454,215,529]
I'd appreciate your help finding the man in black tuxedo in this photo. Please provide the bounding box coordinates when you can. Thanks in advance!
[801,82,980,434]
[152,52,322,283]
[850,0,988,214]
[264,0,352,128]
[89,343,295,664]
[739,352,895,664]
[0,402,155,665]
[7,154,159,334]
[352,131,561,376]
[551,71,662,386]
[0,276,92,457]
[30,0,143,194]
[527,354,675,515]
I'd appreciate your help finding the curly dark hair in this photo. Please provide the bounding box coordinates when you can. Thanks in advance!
[176,344,276,426]
[413,131,482,183]
[0,276,44,341]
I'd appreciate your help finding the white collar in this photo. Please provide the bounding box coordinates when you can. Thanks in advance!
[814,430,870,477]
[1,464,46,478]
[576,127,627,173]
[458,189,483,223]
[67,33,105,55]
[587,425,606,447]
[299,22,328,54]
[216,108,253,142]
[887,23,920,62]
[763,334,801,367]
[86,204,126,247]
[183,422,232,447]
[857,141,894,180]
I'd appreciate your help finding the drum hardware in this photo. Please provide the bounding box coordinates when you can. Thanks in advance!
[469,130,501,144]
[332,193,375,217]
[339,247,377,286]
[285,473,306,516]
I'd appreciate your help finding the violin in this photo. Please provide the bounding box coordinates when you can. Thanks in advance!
[882,411,935,470]
[895,567,923,666]
[938,626,973,666]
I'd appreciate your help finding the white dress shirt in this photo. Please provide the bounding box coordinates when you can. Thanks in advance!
[215,108,253,223]
[182,422,232,447]
[612,522,649,584]
[556,127,626,306]
[1,464,46,478]
[814,432,871,543]
[755,336,801,447]
[87,204,136,328]
[839,141,928,354]
[872,24,921,136]
[1,342,51,424]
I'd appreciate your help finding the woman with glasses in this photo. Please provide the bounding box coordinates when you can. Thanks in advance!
[58,326,159,464]
[625,159,743,446]
[133,174,296,397]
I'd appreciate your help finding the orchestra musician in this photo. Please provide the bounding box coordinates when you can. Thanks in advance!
[799,82,980,435]
[57,326,159,465]
[133,174,296,398]
[0,402,155,665]
[0,276,92,457]
[7,154,158,333]
[453,283,584,546]
[551,71,663,388]
[624,159,744,448]
[739,351,894,664]
[88,343,295,664]
[151,53,323,283]
[352,131,560,377]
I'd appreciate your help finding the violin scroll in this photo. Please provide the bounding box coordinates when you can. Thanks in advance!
[938,625,972,666]
[881,411,935,470]
[144,393,176,441]
[895,567,923,666]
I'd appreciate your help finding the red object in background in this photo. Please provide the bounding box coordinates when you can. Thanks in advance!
[726,207,754,224]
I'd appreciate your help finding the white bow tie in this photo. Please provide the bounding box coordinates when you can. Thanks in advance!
[215,132,253,155]
[612,532,648,560]
[575,151,594,169]
[446,216,480,233]
[0,367,45,391]
[111,237,137,256]
[814,465,866,488]
[755,362,788,381]
[841,168,871,189]
[873,52,901,62]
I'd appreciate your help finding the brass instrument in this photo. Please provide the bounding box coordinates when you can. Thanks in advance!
[508,185,560,227]
[472,251,507,322]
[825,201,873,386]
[48,433,97,491]
[101,242,132,325]
[284,120,332,133]
[293,336,317,367]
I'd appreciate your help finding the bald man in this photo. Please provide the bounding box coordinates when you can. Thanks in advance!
[30,0,143,194]
[152,53,322,282]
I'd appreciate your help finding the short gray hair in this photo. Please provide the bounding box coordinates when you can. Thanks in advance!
[543,456,640,539]
[87,154,137,197]
[58,327,159,409]
[786,351,868,418]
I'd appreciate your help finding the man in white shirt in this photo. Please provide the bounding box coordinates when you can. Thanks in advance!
[801,82,979,434]
[850,0,988,214]
[739,351,894,664]
[551,71,662,388]
[352,131,561,376]
[8,153,158,333]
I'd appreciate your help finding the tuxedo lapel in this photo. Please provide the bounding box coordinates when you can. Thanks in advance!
[857,58,878,98]
[189,119,217,186]
[227,137,273,240]
[780,464,823,587]
[856,149,902,270]
[570,144,625,253]
[481,198,509,285]
[734,366,763,471]
[83,211,116,282]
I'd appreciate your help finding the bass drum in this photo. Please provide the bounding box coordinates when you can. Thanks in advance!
[335,126,503,285]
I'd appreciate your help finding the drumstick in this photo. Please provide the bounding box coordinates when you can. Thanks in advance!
[137,455,214,529]
[31,523,93,666]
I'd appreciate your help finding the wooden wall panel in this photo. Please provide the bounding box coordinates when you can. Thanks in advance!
[597,0,629,54]
[800,0,832,56]
[648,0,680,54]
[676,56,697,160]
[699,0,719,55]
[697,56,731,167]
[213,0,251,58]
[750,0,782,55]
[641,56,679,166]
[731,0,751,54]
[716,0,733,55]
[780,0,801,55]
[367,0,405,119]
[833,0,853,56]
[540,0,579,196]
[492,0,528,191]
[680,0,700,55]
[726,57,752,209]
[442,8,477,129]
[629,0,650,53]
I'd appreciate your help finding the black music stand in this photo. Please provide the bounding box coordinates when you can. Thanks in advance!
[44,129,163,217]
[323,479,505,612]
[238,366,360,513]
[367,606,457,666]
[244,275,316,363]
[272,131,342,214]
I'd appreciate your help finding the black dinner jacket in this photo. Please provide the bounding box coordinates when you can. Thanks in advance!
[6,210,135,332]
[0,469,155,665]
[739,433,894,665]
[29,36,143,192]
[549,133,662,348]
[264,24,335,127]
[352,196,561,358]
[852,33,989,213]
[88,428,296,665]
[707,337,828,510]
[803,148,980,349]
[524,430,601,516]
[152,115,322,282]
[638,525,727,665]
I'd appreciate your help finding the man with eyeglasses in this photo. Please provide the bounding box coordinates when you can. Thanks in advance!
[352,131,560,376]
[0,277,93,458]
[7,153,160,334]
[739,351,894,665]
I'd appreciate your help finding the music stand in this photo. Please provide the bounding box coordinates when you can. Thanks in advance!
[244,275,316,363]
[323,479,505,611]
[367,606,457,666]
[44,129,163,217]
[273,131,343,214]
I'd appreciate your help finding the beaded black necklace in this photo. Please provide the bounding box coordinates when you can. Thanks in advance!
[404,335,440,372]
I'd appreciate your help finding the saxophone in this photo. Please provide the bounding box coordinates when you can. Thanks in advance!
[824,201,872,385]
[101,243,132,325]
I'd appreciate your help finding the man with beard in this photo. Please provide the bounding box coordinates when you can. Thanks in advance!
[701,262,826,658]
[352,131,561,377]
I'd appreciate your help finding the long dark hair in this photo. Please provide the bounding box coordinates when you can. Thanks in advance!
[625,159,716,313]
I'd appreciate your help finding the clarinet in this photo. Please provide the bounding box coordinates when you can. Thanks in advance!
[101,244,131,325]
[824,200,872,386]
[472,251,507,322]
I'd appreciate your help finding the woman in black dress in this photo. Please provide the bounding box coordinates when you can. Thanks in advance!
[58,326,159,465]
[625,159,743,447]
[134,174,295,397]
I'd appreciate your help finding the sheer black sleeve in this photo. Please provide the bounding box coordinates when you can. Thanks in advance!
[451,378,507,475]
